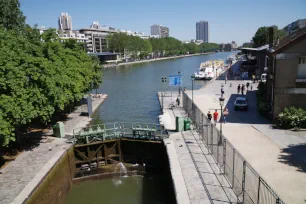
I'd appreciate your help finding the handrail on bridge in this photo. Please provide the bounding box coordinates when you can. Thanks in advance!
[71,122,167,144]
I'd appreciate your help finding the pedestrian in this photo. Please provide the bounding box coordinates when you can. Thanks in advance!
[252,74,256,83]
[176,96,180,107]
[213,109,219,124]
[207,111,212,121]
[251,85,253,91]
[237,84,241,94]
[225,75,227,84]
[183,87,186,92]
[246,82,250,90]
[241,84,245,95]
[221,85,225,95]
[223,107,229,123]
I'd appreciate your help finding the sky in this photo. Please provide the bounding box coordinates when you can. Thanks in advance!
[20,0,306,45]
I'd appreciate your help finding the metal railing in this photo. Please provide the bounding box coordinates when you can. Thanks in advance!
[182,92,285,204]
[71,122,167,144]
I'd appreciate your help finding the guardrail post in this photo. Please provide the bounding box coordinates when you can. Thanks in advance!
[223,138,226,174]
[242,160,246,203]
[257,176,261,204]
[276,198,280,204]
[232,149,235,187]
[210,124,213,153]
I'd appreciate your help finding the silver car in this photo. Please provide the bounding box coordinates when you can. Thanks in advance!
[234,97,248,111]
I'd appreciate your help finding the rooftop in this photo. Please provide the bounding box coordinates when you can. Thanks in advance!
[273,26,306,53]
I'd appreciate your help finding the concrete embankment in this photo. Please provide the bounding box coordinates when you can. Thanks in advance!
[158,91,238,204]
[0,95,107,204]
[114,52,214,67]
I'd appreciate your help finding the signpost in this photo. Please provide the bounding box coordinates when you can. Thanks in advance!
[169,75,182,103]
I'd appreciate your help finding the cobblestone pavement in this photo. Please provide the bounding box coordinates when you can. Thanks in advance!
[0,138,71,204]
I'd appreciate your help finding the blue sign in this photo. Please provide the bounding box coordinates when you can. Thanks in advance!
[242,72,248,80]
[169,75,182,87]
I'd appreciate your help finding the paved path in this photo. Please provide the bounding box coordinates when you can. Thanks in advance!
[0,95,107,204]
[0,138,71,204]
[160,92,238,204]
[185,60,306,204]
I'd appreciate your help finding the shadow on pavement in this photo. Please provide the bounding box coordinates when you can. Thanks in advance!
[223,90,270,125]
[278,143,306,173]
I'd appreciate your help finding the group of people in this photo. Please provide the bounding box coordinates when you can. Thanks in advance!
[237,82,252,95]
[207,108,229,124]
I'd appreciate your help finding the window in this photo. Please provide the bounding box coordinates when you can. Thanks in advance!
[297,56,306,80]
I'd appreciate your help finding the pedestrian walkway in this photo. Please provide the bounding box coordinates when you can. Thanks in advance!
[160,92,238,204]
[184,64,306,203]
[0,95,107,204]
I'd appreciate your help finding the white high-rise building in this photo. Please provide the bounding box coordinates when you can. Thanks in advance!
[196,21,209,43]
[58,13,72,31]
[150,24,169,38]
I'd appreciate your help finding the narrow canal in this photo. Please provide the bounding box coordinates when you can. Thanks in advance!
[65,52,233,204]
[92,52,233,124]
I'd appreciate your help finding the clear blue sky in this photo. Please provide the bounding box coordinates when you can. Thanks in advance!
[20,0,306,45]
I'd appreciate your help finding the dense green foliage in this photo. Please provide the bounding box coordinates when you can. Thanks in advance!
[108,33,220,59]
[277,107,306,129]
[0,0,25,30]
[256,82,270,116]
[252,26,286,48]
[0,0,102,147]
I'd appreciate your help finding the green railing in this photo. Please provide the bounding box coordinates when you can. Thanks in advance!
[72,122,167,144]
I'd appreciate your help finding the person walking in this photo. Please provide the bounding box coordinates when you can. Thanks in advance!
[223,107,229,123]
[246,82,250,90]
[221,85,225,95]
[213,109,219,124]
[207,111,212,121]
[242,84,246,95]
[176,96,180,107]
[237,84,241,94]
[225,75,227,84]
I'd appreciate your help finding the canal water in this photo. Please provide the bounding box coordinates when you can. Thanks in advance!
[92,52,233,124]
[65,52,233,204]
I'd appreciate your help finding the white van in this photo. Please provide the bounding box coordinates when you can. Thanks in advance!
[261,73,267,83]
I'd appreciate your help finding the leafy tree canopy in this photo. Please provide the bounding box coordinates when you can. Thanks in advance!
[252,26,286,48]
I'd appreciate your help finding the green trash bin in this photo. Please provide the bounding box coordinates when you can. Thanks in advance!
[176,116,185,132]
[184,118,191,131]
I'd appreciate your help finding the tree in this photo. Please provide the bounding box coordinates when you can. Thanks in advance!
[0,28,102,147]
[252,26,286,48]
[0,0,25,30]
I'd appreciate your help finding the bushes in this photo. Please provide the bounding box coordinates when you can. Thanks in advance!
[277,107,306,129]
[256,82,270,116]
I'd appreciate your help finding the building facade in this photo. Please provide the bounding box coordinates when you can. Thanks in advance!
[150,25,169,38]
[58,13,72,31]
[266,27,306,119]
[79,28,116,53]
[58,30,87,43]
[196,21,209,43]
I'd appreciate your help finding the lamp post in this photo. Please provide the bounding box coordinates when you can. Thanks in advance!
[178,70,181,94]
[191,74,195,113]
[161,76,167,111]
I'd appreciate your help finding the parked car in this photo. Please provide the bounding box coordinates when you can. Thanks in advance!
[234,97,248,110]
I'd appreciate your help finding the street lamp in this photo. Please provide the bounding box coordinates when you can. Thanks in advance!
[178,70,181,94]
[161,76,167,111]
[191,74,195,113]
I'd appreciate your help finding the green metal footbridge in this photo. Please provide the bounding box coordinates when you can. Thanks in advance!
[71,122,167,144]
